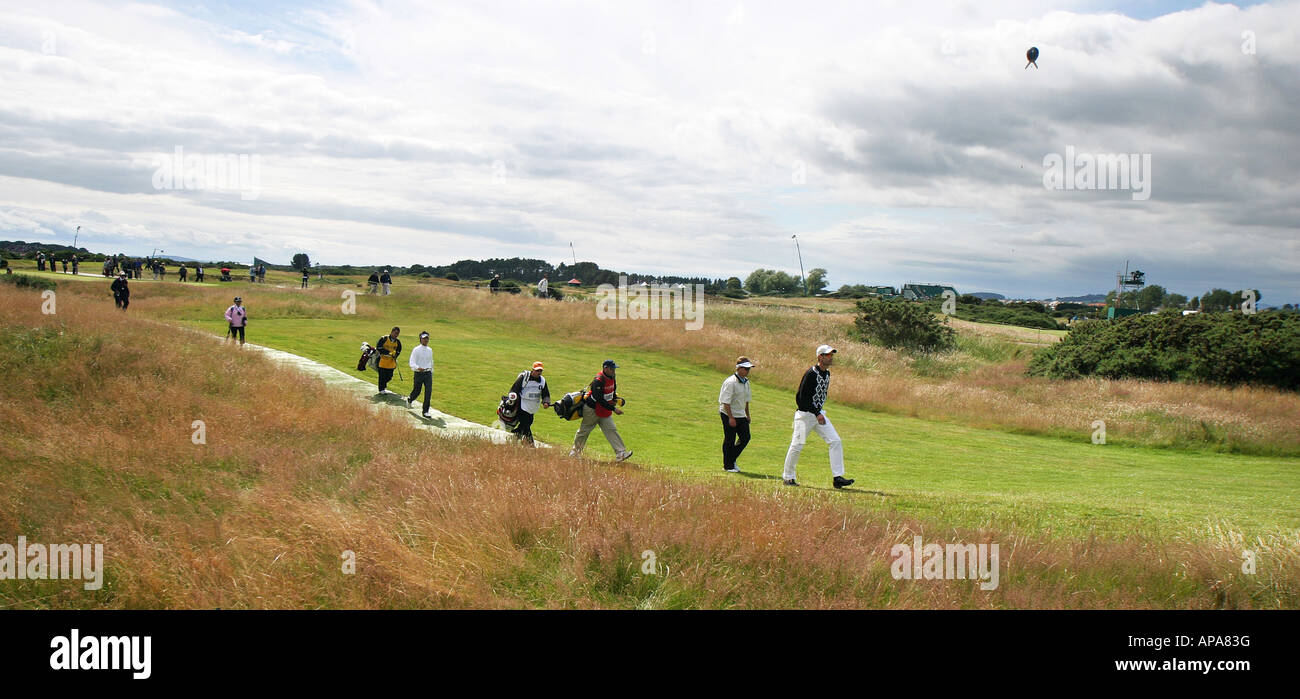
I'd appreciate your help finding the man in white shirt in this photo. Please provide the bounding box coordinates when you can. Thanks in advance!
[719,356,754,472]
[508,361,551,445]
[537,275,549,299]
[406,331,434,417]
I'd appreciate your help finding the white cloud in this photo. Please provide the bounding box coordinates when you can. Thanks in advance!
[0,0,1295,301]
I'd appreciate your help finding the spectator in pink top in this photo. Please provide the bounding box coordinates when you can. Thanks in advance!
[225,297,248,345]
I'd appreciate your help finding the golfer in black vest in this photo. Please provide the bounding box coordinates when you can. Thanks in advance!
[783,345,854,489]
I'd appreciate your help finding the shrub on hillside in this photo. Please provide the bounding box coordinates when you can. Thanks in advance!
[445,273,459,281]
[0,273,56,291]
[1027,312,1300,390]
[925,298,1059,329]
[852,297,956,353]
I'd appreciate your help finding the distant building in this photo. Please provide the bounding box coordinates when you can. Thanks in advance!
[901,283,957,301]
[866,285,898,298]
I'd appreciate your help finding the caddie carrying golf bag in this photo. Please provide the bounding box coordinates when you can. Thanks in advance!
[553,388,626,420]
[497,392,521,433]
[357,342,377,372]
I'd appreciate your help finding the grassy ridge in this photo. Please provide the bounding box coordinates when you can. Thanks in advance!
[3,282,1298,609]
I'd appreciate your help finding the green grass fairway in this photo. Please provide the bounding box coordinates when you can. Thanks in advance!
[96,275,1295,543]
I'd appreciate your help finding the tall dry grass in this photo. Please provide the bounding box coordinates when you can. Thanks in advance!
[3,283,1297,608]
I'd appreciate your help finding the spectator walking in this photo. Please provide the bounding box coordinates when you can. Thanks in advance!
[380,269,392,295]
[537,275,549,299]
[225,297,248,345]
[110,273,130,310]
[489,274,501,294]
[367,270,379,294]
[300,267,309,289]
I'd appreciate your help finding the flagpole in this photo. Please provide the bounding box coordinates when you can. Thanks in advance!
[792,234,806,296]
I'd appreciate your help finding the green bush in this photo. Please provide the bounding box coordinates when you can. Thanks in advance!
[0,273,56,291]
[1028,312,1300,390]
[852,297,956,353]
[445,273,459,281]
[926,298,1059,329]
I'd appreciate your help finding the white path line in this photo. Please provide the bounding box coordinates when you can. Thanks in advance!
[241,342,546,447]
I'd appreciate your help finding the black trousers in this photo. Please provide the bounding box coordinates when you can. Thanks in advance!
[516,410,536,445]
[408,370,432,413]
[114,294,129,310]
[720,412,751,469]
[377,367,394,392]
[228,324,244,343]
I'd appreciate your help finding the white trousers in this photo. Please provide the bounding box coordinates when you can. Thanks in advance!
[783,410,844,480]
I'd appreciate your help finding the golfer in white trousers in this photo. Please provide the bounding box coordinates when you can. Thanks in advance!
[783,344,855,489]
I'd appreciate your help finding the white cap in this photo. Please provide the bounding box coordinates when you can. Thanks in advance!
[816,344,837,356]
[736,360,754,368]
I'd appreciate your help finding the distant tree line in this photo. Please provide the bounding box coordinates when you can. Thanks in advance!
[1106,285,1266,313]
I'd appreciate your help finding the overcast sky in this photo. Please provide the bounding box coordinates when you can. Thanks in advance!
[1,0,1295,302]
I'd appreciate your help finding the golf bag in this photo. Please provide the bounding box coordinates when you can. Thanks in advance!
[553,389,588,421]
[357,342,377,371]
[497,392,521,433]
[552,388,626,421]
